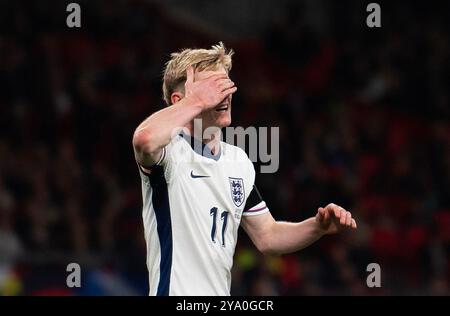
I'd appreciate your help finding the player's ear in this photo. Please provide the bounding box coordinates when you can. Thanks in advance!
[171,91,184,105]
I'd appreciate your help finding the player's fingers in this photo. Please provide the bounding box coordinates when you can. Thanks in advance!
[205,70,228,76]
[340,209,347,225]
[317,207,325,221]
[212,73,230,81]
[186,66,195,84]
[200,73,229,82]
[218,79,235,91]
[328,203,340,219]
[323,207,330,222]
[221,86,237,97]
[345,212,352,226]
[351,219,357,229]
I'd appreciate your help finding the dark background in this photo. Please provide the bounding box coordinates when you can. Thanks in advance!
[0,0,449,295]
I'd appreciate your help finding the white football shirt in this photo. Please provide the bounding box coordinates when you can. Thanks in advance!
[137,133,269,296]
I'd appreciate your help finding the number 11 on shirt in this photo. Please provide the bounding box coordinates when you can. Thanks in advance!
[210,207,229,247]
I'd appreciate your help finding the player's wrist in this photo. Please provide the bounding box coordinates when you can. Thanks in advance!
[312,216,328,236]
[183,94,206,112]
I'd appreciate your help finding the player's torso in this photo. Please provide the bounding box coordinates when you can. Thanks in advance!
[167,141,251,295]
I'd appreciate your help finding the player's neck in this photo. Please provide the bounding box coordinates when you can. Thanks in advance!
[184,124,221,155]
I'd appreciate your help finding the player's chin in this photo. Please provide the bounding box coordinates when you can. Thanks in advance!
[214,112,232,127]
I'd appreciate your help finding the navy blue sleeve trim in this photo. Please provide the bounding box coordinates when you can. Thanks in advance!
[244,185,264,211]
[137,147,166,176]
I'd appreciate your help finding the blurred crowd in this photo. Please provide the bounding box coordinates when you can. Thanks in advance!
[0,0,449,295]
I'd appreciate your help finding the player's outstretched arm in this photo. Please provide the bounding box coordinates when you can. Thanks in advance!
[132,66,237,168]
[241,203,357,255]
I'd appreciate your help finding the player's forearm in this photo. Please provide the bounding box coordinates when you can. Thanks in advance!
[133,97,203,165]
[265,217,325,255]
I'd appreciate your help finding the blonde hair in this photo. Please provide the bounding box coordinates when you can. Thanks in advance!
[162,42,234,105]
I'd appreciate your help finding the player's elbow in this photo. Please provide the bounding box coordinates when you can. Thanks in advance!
[132,128,159,155]
[249,219,281,256]
[255,233,279,256]
[257,242,274,256]
[259,243,282,256]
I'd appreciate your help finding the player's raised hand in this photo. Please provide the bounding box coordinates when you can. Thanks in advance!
[184,65,237,110]
[315,203,357,235]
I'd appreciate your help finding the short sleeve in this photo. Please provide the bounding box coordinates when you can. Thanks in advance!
[137,136,180,183]
[242,185,270,216]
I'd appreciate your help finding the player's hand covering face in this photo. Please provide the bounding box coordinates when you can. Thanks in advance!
[184,65,237,111]
[315,203,357,234]
[183,65,236,129]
